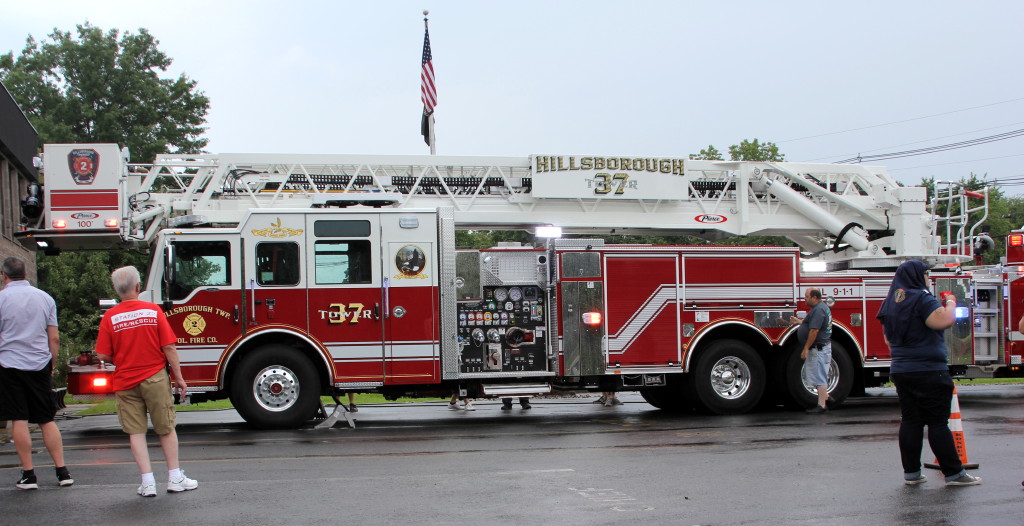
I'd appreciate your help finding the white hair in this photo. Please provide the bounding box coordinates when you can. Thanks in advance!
[110,266,141,298]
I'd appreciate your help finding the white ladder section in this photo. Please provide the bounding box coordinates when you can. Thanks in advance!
[114,153,972,268]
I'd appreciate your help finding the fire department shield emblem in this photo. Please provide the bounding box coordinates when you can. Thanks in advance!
[894,289,906,303]
[68,149,100,185]
[183,313,207,336]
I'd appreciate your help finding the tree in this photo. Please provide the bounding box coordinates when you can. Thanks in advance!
[456,230,535,249]
[689,139,785,162]
[727,139,785,162]
[0,22,209,161]
[689,145,724,160]
[2,23,210,382]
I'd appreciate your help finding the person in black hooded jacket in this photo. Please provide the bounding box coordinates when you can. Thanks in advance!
[877,260,980,487]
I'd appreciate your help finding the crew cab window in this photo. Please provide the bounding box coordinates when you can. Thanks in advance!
[169,241,231,300]
[256,242,300,286]
[315,240,372,284]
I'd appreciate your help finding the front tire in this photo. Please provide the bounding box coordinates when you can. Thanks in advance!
[231,345,322,428]
[639,380,692,413]
[685,340,765,415]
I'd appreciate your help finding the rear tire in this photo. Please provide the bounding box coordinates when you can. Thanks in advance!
[783,340,854,409]
[685,339,765,415]
[230,345,322,428]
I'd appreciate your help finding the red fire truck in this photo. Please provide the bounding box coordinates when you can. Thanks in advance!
[15,144,1023,427]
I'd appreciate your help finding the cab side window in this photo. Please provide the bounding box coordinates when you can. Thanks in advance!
[256,242,300,286]
[315,240,372,284]
[170,241,231,300]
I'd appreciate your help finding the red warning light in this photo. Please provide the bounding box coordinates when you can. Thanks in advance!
[582,312,602,326]
[105,218,119,228]
[1009,234,1023,247]
[53,219,67,228]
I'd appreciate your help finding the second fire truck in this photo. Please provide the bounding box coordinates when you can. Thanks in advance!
[16,144,1024,427]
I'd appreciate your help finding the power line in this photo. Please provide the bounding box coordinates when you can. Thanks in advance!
[887,153,1024,171]
[779,97,1024,143]
[834,129,1024,164]
[802,121,1024,162]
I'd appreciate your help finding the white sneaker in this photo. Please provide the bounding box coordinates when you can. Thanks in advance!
[945,473,982,486]
[448,403,461,410]
[138,482,157,497]
[167,472,198,493]
[462,402,476,411]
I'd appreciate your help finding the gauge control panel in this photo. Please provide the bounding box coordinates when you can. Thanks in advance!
[457,285,547,373]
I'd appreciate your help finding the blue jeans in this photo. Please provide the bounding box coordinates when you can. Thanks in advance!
[890,370,965,479]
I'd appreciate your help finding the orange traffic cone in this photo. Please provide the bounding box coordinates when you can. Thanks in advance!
[924,385,979,470]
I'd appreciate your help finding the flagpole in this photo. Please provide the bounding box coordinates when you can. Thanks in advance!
[423,11,436,155]
[429,113,436,155]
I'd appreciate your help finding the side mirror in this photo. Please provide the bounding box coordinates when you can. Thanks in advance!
[21,182,44,221]
[164,244,176,284]
[163,243,176,304]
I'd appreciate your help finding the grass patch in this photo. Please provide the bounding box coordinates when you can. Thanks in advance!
[877,377,1024,388]
[953,377,1024,385]
[68,393,441,416]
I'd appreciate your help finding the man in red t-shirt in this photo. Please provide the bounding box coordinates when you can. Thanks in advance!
[96,266,198,497]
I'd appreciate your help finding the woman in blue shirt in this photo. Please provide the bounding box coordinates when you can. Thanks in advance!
[877,260,980,487]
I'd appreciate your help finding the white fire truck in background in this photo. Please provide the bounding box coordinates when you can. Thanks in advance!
[15,144,1024,428]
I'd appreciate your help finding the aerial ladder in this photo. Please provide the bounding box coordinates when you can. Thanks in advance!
[19,145,978,270]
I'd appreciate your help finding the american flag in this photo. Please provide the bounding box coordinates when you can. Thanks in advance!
[421,26,436,115]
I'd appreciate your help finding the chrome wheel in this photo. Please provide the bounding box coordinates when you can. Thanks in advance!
[709,356,752,400]
[802,358,839,395]
[252,365,301,412]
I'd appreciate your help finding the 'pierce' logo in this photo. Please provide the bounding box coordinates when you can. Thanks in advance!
[694,214,727,224]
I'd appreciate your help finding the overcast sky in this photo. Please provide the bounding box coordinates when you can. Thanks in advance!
[2,1,1023,192]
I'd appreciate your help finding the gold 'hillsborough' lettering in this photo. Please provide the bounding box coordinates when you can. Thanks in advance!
[534,156,685,175]
[166,305,231,319]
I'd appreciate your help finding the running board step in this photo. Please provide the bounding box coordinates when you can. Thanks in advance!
[481,384,551,396]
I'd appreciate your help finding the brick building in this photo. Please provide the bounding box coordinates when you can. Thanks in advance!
[0,81,39,282]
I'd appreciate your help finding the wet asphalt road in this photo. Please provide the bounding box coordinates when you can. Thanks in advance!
[1,386,1023,525]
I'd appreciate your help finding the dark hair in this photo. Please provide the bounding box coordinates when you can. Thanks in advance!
[1,256,26,280]
[808,288,823,300]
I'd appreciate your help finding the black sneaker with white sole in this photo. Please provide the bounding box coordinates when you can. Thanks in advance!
[56,466,74,487]
[16,471,38,490]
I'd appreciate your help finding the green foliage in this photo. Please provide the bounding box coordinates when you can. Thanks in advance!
[72,393,441,415]
[688,138,785,162]
[689,145,724,160]
[3,22,208,384]
[456,230,536,249]
[0,22,209,161]
[37,251,149,348]
[728,139,785,162]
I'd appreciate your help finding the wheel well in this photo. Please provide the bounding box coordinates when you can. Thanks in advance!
[686,322,772,371]
[829,326,866,395]
[223,332,332,396]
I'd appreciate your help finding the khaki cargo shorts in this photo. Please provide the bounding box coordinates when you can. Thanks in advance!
[115,368,177,435]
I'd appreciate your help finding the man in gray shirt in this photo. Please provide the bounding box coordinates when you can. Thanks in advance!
[0,256,73,489]
[790,288,832,414]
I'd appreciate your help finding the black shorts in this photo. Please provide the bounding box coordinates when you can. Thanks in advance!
[0,360,57,424]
